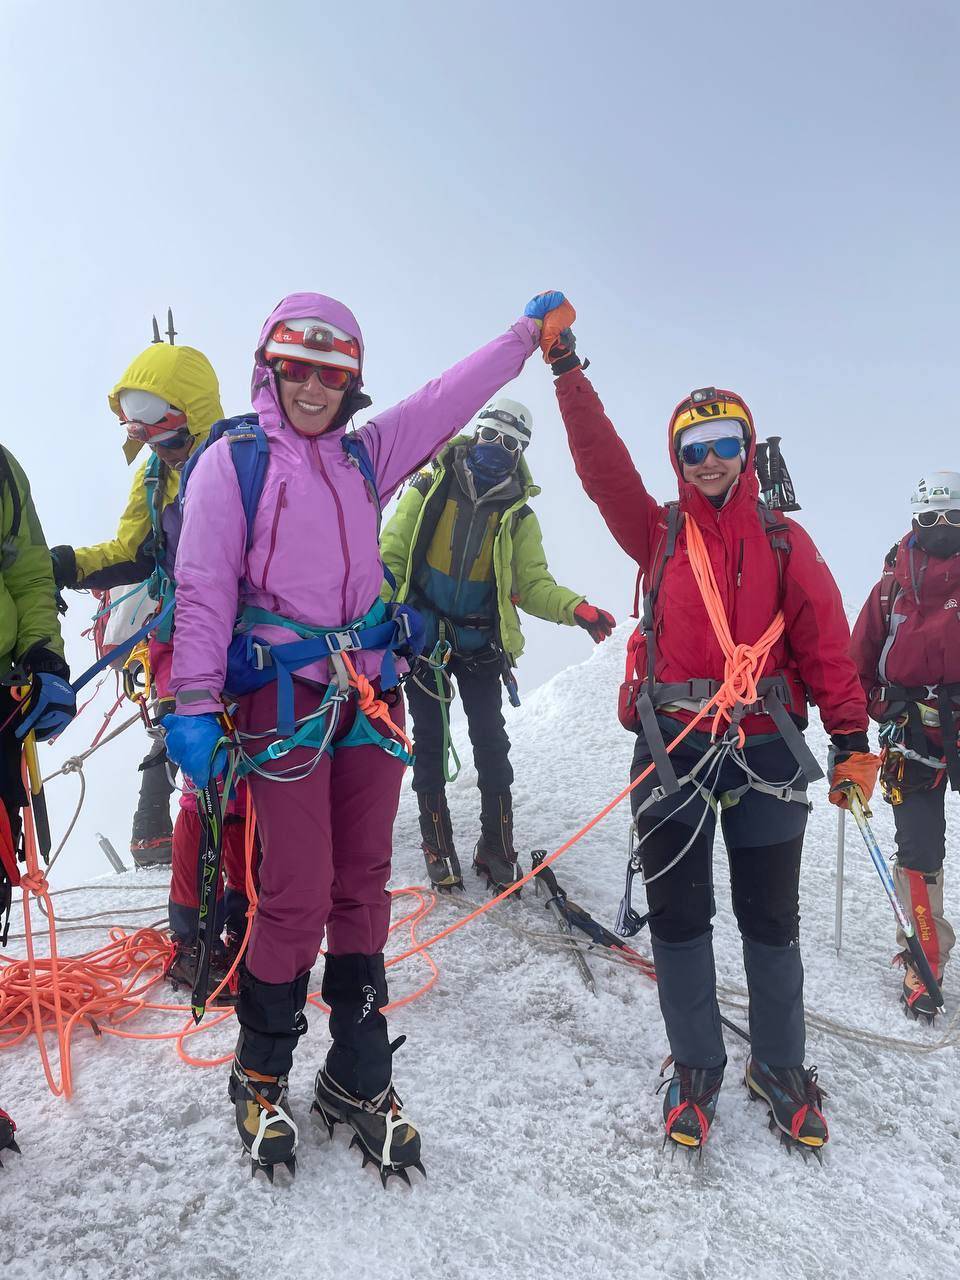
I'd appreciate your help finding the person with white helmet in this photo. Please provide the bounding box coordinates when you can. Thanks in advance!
[852,470,960,1022]
[380,395,615,891]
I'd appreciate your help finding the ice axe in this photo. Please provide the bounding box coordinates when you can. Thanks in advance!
[842,785,944,1011]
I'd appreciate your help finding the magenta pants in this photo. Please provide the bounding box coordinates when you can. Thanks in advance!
[237,680,407,984]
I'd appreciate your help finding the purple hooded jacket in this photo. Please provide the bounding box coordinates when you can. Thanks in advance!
[170,293,539,713]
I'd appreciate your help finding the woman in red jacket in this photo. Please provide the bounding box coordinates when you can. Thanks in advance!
[851,472,960,1022]
[547,332,877,1154]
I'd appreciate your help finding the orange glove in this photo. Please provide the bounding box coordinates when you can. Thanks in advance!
[523,292,577,361]
[829,751,881,809]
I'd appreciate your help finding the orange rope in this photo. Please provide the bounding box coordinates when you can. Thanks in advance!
[683,516,785,743]
[2,509,780,1096]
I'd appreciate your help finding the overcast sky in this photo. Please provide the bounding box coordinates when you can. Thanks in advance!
[3,0,958,698]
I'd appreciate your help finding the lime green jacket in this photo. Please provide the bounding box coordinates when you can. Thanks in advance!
[74,343,224,586]
[380,436,583,662]
[0,446,66,677]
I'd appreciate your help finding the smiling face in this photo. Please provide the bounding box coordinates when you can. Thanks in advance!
[681,444,743,500]
[277,367,348,436]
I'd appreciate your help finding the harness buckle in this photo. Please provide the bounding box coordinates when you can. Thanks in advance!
[251,643,270,672]
[264,739,290,761]
[325,629,361,655]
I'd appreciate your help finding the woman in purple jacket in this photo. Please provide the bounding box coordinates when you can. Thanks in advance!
[163,289,567,1181]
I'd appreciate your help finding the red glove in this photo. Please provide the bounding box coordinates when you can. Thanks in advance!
[574,603,616,643]
[829,751,881,809]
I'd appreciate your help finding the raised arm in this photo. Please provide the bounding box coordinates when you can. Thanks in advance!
[553,366,662,572]
[361,317,538,501]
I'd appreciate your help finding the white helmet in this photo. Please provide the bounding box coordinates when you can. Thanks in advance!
[471,397,533,449]
[910,471,960,514]
[264,317,361,374]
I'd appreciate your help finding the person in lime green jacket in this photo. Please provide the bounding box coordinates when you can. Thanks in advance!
[2,443,75,1164]
[380,397,615,891]
[50,336,224,868]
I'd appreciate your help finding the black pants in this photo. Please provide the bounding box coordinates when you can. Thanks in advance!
[630,720,810,1068]
[405,649,513,796]
[889,751,949,874]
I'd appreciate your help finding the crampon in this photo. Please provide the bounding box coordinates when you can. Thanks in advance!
[312,1067,425,1189]
[229,1059,298,1183]
[745,1058,828,1164]
[894,950,943,1025]
[472,841,522,895]
[656,1057,723,1157]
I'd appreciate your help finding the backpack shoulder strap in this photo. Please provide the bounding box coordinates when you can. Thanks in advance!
[879,540,902,629]
[223,419,270,552]
[342,432,382,534]
[179,414,267,554]
[757,501,792,591]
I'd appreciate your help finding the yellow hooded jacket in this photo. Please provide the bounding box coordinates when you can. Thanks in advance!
[73,344,224,588]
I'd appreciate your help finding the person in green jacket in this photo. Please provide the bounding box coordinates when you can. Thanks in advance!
[1,443,76,1167]
[381,397,615,890]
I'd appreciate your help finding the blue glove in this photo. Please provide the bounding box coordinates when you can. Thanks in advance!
[524,291,567,322]
[15,673,77,742]
[162,712,228,788]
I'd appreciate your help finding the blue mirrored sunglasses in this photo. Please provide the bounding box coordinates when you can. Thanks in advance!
[680,437,743,466]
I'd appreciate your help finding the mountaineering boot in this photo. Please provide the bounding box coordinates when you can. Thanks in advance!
[0,1107,21,1166]
[311,952,425,1186]
[658,1059,725,1151]
[745,1057,828,1159]
[229,1060,298,1182]
[892,865,953,1022]
[473,791,521,892]
[130,737,175,868]
[894,950,943,1024]
[313,1066,423,1188]
[231,967,309,1179]
[417,791,462,890]
[165,937,237,1004]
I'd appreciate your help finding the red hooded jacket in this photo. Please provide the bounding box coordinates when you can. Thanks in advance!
[554,368,866,739]
[850,532,960,721]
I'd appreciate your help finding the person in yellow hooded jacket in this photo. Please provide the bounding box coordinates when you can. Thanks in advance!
[51,334,250,993]
[51,337,223,872]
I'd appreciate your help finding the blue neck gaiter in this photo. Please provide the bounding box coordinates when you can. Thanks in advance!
[465,443,517,493]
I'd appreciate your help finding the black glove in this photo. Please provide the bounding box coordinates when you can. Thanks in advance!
[50,545,79,591]
[548,327,585,377]
[829,730,871,764]
[17,640,70,683]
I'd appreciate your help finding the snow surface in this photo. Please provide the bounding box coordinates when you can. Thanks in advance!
[3,626,960,1280]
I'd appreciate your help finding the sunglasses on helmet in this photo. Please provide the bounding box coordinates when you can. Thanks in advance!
[476,424,524,454]
[915,509,960,528]
[270,358,353,391]
[679,436,743,466]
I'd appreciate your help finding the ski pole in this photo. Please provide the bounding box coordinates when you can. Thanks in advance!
[834,809,845,955]
[192,782,225,1023]
[844,787,944,1010]
[531,850,596,994]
